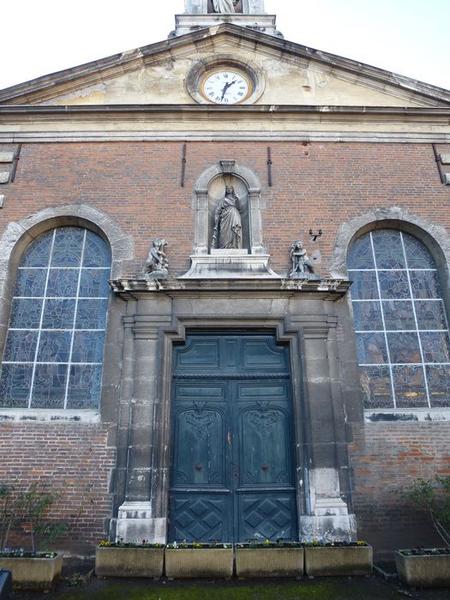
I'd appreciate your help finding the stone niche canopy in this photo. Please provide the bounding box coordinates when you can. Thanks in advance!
[180,160,279,279]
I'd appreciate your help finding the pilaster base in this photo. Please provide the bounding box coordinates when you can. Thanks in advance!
[114,502,167,544]
[299,514,358,543]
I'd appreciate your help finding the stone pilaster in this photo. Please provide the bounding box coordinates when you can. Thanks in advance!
[115,312,172,544]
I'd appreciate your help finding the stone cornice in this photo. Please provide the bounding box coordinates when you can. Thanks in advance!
[1,104,449,116]
[1,104,449,144]
[110,277,351,301]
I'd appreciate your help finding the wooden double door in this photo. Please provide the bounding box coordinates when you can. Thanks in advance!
[169,333,298,543]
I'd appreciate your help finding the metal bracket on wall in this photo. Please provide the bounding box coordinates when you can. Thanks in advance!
[10,144,22,183]
[432,143,448,185]
[180,142,187,187]
[267,146,273,187]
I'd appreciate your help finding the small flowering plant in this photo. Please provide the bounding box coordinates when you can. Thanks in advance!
[302,540,369,547]
[399,547,450,557]
[236,538,303,548]
[98,538,164,548]
[166,541,232,549]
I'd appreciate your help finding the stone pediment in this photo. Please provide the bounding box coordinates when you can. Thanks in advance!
[0,25,449,108]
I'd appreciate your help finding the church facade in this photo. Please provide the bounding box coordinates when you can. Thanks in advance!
[0,0,449,557]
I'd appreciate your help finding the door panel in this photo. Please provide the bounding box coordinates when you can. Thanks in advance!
[170,494,232,542]
[173,406,226,486]
[238,493,298,542]
[169,334,297,543]
[239,404,292,486]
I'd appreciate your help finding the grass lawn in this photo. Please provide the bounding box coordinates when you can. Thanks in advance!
[14,577,450,600]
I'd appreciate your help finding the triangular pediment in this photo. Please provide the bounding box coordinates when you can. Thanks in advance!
[1,25,449,108]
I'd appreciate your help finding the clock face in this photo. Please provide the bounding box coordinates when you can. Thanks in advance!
[201,70,251,105]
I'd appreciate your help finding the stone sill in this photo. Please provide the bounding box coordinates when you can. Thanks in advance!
[0,409,101,424]
[364,408,450,423]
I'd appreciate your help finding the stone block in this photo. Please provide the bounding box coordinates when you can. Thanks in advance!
[95,546,164,578]
[445,173,450,185]
[0,555,63,590]
[300,514,357,544]
[165,547,233,579]
[0,152,14,163]
[304,545,373,576]
[235,547,304,578]
[0,172,10,184]
[395,551,450,588]
[440,154,450,164]
[0,195,4,208]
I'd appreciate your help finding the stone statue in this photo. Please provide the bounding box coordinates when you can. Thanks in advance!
[212,0,238,13]
[144,238,169,279]
[289,240,318,279]
[212,186,243,250]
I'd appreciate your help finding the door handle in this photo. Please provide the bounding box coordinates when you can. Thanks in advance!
[227,431,232,446]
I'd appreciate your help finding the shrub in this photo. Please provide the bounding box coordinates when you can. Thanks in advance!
[405,476,450,547]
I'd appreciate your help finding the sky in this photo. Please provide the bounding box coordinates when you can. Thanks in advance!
[0,0,449,92]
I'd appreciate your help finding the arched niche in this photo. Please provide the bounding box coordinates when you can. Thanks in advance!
[182,161,279,279]
[192,161,265,256]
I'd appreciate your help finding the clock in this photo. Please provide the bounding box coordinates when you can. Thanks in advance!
[200,69,252,105]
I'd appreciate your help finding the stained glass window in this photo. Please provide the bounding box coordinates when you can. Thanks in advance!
[348,230,450,409]
[0,227,111,409]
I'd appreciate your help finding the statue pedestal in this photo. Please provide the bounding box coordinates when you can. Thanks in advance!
[179,250,280,279]
[171,13,283,38]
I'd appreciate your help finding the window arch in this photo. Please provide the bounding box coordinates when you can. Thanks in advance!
[348,229,450,409]
[0,226,111,410]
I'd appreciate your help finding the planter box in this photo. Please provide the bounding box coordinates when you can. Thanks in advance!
[304,546,373,576]
[236,547,304,578]
[395,550,450,588]
[165,547,233,579]
[95,546,164,578]
[0,554,63,590]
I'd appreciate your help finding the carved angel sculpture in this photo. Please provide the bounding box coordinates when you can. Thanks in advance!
[144,238,169,279]
[289,240,317,279]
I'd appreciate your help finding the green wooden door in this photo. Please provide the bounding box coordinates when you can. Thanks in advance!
[169,333,298,543]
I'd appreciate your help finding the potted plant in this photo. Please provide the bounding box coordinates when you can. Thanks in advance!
[304,541,373,576]
[235,539,304,578]
[95,539,165,578]
[396,476,450,588]
[165,542,233,579]
[0,483,66,590]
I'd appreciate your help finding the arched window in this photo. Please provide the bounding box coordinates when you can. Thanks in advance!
[0,227,111,410]
[348,229,450,409]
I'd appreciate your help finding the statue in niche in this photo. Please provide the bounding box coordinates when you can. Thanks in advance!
[212,0,239,13]
[289,240,319,280]
[212,186,243,250]
[144,238,169,279]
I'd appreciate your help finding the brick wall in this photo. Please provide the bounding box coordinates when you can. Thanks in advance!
[0,422,115,554]
[350,422,450,557]
[0,140,449,554]
[1,141,449,276]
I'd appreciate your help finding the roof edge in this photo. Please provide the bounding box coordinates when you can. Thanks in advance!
[0,24,449,106]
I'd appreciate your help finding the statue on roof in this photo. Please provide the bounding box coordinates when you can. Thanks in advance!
[212,0,238,13]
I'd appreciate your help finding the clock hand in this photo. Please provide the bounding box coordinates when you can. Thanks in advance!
[221,80,237,100]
